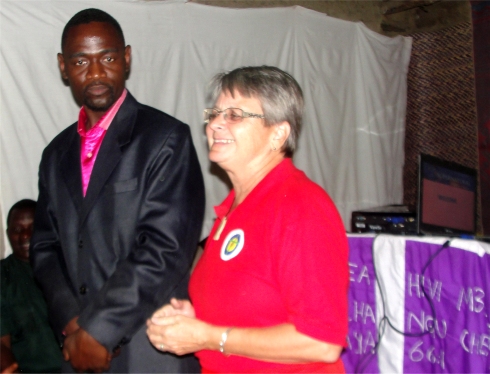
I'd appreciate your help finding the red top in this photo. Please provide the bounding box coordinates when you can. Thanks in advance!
[190,158,349,373]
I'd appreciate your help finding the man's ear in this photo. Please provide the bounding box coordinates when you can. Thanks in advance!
[57,53,68,80]
[124,45,132,76]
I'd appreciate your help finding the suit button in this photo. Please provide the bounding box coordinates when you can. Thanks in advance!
[79,285,87,295]
[78,240,83,248]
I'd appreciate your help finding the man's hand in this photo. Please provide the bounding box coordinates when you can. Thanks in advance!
[63,316,80,336]
[1,335,19,373]
[62,328,111,373]
[1,362,18,374]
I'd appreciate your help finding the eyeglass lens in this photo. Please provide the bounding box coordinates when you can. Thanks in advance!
[206,108,244,124]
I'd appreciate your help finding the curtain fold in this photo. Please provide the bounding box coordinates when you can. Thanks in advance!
[0,1,411,256]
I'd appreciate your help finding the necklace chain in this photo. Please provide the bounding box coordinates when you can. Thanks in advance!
[213,199,235,241]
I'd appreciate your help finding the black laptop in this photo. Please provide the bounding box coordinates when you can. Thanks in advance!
[417,153,477,237]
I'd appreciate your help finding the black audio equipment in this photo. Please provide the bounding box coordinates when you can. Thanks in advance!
[351,205,417,235]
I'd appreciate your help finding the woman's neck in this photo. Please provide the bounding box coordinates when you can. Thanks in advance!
[227,154,285,208]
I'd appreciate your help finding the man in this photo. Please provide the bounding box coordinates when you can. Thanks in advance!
[30,8,205,373]
[1,199,62,373]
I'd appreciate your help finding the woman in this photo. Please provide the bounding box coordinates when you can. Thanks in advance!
[146,66,349,373]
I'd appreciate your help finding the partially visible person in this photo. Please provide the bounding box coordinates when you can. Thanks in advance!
[147,66,349,373]
[1,199,62,373]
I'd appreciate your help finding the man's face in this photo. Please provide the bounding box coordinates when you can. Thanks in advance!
[58,22,131,114]
[7,207,35,262]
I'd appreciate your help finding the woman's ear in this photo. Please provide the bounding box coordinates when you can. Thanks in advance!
[273,121,291,148]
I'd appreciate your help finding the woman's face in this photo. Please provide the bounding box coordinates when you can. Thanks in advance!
[206,90,277,173]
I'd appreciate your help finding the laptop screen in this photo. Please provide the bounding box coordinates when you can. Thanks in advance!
[417,154,477,236]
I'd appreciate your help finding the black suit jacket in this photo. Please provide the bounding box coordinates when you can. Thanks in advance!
[31,92,204,372]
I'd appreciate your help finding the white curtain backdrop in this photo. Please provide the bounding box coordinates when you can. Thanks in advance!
[0,0,412,256]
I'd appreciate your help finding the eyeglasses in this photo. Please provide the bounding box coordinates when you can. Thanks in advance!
[203,108,265,125]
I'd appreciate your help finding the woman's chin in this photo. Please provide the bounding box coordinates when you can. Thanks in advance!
[208,150,227,164]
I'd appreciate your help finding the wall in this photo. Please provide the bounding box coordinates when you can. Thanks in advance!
[190,0,471,35]
[190,0,485,233]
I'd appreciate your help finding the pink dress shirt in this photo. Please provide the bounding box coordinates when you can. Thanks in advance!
[77,89,127,196]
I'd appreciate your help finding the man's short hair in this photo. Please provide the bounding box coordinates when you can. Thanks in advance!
[61,8,125,50]
[6,199,37,226]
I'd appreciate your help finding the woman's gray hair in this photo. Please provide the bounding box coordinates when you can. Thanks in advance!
[209,66,304,157]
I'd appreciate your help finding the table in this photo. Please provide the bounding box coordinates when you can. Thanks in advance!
[341,234,490,373]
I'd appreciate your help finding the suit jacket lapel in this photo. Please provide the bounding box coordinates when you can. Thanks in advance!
[59,125,84,212]
[79,93,138,227]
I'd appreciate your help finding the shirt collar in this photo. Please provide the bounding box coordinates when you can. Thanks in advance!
[213,158,294,218]
[77,89,128,136]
